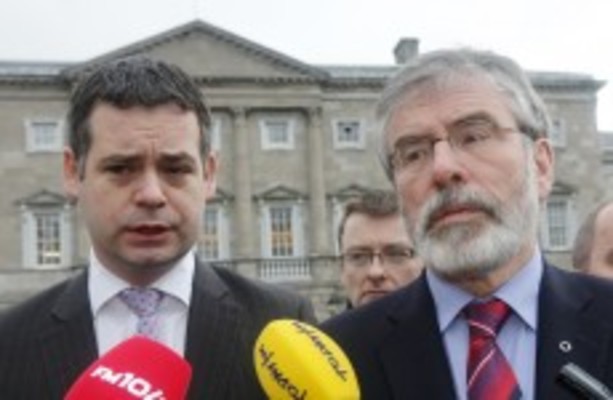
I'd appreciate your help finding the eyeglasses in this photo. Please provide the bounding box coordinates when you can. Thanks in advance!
[389,116,520,176]
[341,247,416,268]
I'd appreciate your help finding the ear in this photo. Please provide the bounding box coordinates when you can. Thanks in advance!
[202,152,218,200]
[63,147,81,203]
[532,138,555,201]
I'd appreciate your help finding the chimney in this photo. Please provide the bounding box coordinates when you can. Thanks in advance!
[394,38,419,64]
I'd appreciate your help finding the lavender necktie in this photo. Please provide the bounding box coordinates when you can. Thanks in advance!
[119,287,164,338]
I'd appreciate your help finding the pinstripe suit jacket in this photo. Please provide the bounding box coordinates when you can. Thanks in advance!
[321,263,613,399]
[0,260,316,399]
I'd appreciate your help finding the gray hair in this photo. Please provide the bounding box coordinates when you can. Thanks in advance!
[376,48,552,179]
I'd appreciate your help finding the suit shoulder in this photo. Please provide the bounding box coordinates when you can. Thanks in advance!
[321,286,404,340]
[0,276,75,336]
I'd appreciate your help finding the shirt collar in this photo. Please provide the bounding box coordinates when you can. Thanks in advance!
[426,247,543,332]
[89,249,194,315]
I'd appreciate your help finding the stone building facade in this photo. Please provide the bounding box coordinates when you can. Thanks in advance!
[0,20,609,318]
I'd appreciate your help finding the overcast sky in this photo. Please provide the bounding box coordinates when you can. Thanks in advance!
[0,0,611,130]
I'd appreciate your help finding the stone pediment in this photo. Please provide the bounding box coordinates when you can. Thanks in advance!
[254,184,306,201]
[551,181,576,194]
[64,20,328,83]
[328,183,373,200]
[15,189,68,207]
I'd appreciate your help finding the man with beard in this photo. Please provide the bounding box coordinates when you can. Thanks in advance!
[320,49,613,399]
[0,57,315,399]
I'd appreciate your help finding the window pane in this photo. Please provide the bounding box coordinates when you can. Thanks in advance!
[202,208,219,259]
[547,199,568,247]
[337,121,360,143]
[266,121,289,143]
[29,121,61,152]
[35,212,62,266]
[270,206,294,256]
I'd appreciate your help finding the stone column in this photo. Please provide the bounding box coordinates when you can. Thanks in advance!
[306,107,329,255]
[231,107,254,258]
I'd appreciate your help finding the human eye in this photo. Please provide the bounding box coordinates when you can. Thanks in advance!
[384,248,415,264]
[164,163,194,175]
[104,163,134,175]
[160,156,196,176]
[457,120,495,147]
[344,251,372,267]
[392,141,430,169]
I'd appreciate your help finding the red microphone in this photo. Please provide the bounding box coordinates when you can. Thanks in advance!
[65,336,192,400]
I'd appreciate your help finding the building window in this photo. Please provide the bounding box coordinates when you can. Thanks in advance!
[549,119,566,148]
[261,204,304,257]
[22,207,72,268]
[260,118,295,150]
[331,200,348,255]
[541,196,574,250]
[333,119,365,149]
[199,206,229,260]
[25,119,63,153]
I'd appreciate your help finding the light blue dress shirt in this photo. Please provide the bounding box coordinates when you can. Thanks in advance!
[426,248,544,400]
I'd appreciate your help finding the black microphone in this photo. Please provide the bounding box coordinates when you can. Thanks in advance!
[558,363,613,400]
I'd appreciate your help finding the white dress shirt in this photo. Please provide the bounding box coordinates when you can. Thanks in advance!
[88,249,194,356]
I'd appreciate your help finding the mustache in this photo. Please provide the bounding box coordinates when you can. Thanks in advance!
[419,187,500,232]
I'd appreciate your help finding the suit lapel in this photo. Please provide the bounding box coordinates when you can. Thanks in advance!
[185,262,244,399]
[536,264,613,399]
[38,271,98,396]
[378,276,456,399]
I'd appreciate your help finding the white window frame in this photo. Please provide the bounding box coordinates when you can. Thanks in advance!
[549,118,567,148]
[540,195,574,251]
[260,118,295,150]
[260,203,304,257]
[331,199,349,255]
[332,119,365,149]
[199,205,230,260]
[25,118,64,153]
[21,205,72,269]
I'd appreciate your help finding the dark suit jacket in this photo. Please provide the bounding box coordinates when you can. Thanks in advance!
[321,263,613,400]
[0,260,316,399]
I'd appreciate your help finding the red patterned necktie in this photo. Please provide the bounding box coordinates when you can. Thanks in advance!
[464,299,522,400]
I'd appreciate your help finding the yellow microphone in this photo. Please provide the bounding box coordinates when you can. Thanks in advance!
[253,319,360,400]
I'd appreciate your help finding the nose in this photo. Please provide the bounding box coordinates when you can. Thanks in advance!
[431,140,467,188]
[366,255,387,280]
[133,172,166,209]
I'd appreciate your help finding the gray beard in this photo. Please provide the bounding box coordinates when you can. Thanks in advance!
[409,160,539,278]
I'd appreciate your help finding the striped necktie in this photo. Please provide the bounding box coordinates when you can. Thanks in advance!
[464,299,522,400]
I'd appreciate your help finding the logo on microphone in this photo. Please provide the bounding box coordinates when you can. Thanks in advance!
[90,365,167,400]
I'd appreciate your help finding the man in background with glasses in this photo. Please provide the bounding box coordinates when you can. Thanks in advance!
[321,48,613,399]
[337,189,423,308]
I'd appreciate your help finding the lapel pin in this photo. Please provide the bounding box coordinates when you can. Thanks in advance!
[559,340,572,353]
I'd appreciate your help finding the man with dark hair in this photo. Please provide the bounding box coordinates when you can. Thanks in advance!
[321,48,613,399]
[337,189,422,308]
[0,57,315,399]
[573,199,613,278]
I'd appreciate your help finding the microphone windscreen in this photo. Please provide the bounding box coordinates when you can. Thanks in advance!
[254,319,360,400]
[65,336,192,400]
